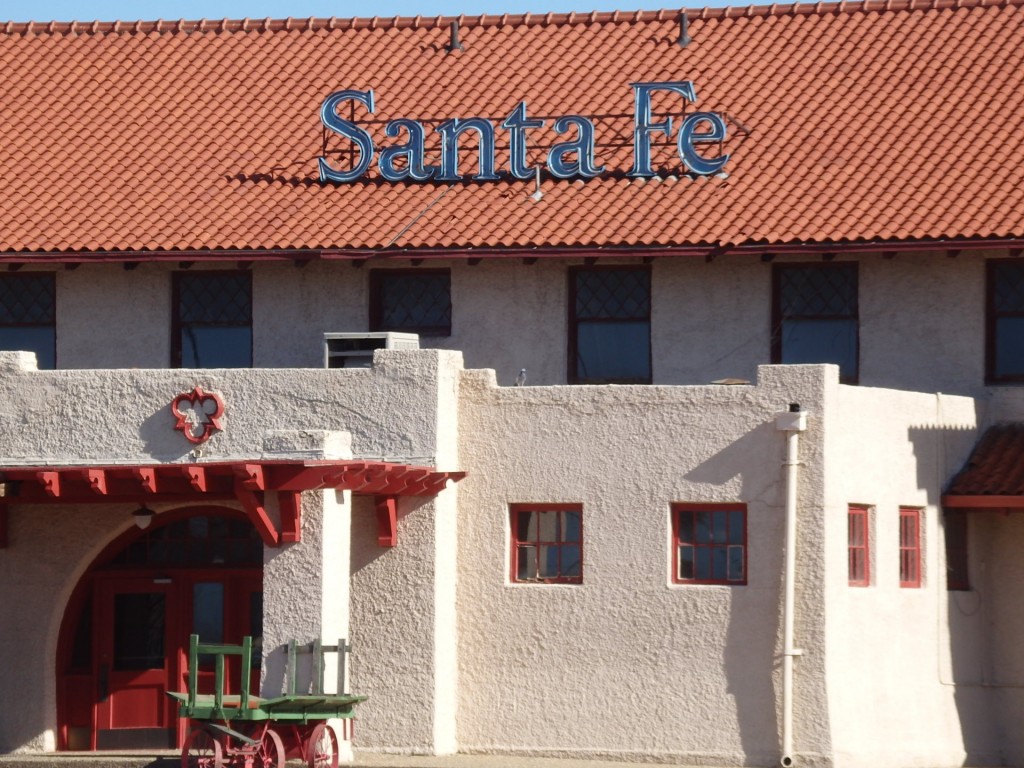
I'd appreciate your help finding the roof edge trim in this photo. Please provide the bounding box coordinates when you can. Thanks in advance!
[4,0,1020,36]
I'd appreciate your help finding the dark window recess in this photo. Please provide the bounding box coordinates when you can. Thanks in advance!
[673,504,747,585]
[570,267,651,384]
[68,596,93,672]
[773,264,858,383]
[510,505,583,584]
[945,511,969,591]
[108,516,263,569]
[0,273,56,369]
[370,270,451,336]
[987,260,1024,382]
[113,593,166,671]
[174,271,252,368]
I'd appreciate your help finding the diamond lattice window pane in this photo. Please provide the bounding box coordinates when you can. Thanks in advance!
[178,273,252,324]
[994,261,1024,313]
[0,274,55,325]
[377,272,451,333]
[575,268,650,320]
[779,265,857,318]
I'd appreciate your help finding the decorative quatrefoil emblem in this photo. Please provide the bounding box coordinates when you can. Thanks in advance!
[171,386,225,444]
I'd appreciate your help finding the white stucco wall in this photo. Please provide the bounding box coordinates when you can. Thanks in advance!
[824,383,989,768]
[0,349,460,755]
[454,364,834,765]
[36,248,1008,395]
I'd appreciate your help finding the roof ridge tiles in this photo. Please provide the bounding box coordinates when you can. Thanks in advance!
[4,0,1021,36]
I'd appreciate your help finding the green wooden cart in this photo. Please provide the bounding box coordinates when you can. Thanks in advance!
[168,634,366,768]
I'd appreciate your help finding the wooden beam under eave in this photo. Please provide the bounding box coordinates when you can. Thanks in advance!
[185,466,207,493]
[38,471,60,497]
[234,483,280,547]
[85,468,107,495]
[375,496,397,547]
[278,491,301,543]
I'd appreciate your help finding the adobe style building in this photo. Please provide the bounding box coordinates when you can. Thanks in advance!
[1,1,1023,766]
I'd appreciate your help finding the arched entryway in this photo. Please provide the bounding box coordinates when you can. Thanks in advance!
[56,506,263,751]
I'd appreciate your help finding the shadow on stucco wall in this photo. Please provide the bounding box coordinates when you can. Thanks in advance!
[686,422,783,764]
[907,422,1001,766]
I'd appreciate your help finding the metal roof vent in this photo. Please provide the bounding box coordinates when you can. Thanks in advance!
[447,20,464,53]
[678,11,692,47]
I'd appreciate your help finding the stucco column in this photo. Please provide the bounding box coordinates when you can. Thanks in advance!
[261,431,355,760]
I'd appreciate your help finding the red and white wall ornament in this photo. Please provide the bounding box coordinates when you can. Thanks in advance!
[171,386,225,444]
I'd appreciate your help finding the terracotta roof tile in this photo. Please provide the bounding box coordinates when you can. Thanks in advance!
[2,0,1024,256]
[945,424,1024,497]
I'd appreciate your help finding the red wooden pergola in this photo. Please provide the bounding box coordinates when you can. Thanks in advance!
[0,460,464,549]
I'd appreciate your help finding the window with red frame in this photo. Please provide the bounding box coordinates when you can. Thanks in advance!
[510,504,582,584]
[672,503,746,585]
[944,510,969,591]
[848,505,870,586]
[899,507,923,588]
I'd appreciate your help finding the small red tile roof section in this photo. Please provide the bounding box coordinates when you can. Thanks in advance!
[2,0,1024,258]
[944,424,1024,506]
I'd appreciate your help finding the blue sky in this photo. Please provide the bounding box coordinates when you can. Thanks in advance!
[2,0,723,22]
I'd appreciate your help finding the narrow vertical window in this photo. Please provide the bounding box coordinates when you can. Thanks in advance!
[569,266,651,384]
[173,271,252,368]
[899,507,923,588]
[772,263,858,383]
[848,505,870,586]
[369,269,451,336]
[986,259,1024,382]
[0,273,56,369]
[672,503,747,585]
[944,510,969,591]
[510,504,582,584]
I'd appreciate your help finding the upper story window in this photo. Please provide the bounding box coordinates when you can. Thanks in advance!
[173,271,252,368]
[0,273,56,369]
[370,269,451,336]
[510,504,582,584]
[848,504,871,587]
[772,263,858,383]
[569,266,651,384]
[986,259,1024,383]
[672,503,747,585]
[899,507,923,588]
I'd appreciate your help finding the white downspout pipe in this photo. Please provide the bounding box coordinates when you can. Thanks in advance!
[776,404,807,768]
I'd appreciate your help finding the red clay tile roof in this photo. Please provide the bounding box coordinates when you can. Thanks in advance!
[944,424,1024,500]
[2,0,1024,257]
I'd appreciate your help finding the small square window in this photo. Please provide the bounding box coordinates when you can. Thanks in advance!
[944,510,969,591]
[510,504,582,584]
[569,266,651,384]
[848,505,871,587]
[0,273,56,369]
[672,503,747,585]
[899,507,923,588]
[173,271,252,368]
[772,263,858,383]
[370,269,451,336]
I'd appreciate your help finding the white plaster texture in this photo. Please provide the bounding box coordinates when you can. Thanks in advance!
[453,364,834,766]
[823,383,989,768]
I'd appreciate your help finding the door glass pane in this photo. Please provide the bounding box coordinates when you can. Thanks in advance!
[193,583,224,669]
[113,593,165,671]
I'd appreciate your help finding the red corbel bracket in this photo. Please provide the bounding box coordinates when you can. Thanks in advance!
[375,496,397,547]
[234,482,280,547]
[278,491,301,544]
[38,471,60,497]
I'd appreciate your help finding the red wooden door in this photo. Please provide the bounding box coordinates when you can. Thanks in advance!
[93,577,179,749]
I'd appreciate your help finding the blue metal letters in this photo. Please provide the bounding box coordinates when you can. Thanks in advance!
[317,81,729,184]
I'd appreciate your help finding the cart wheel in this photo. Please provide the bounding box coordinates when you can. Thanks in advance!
[182,727,224,768]
[307,722,340,768]
[254,727,285,768]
